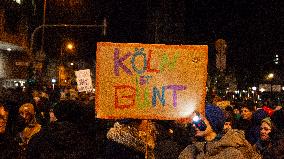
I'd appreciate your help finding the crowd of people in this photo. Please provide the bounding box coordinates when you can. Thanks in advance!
[0,85,283,159]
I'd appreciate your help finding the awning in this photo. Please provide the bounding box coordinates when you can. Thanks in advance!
[0,41,24,52]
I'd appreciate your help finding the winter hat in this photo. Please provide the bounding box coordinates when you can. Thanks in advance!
[252,109,268,125]
[261,117,272,128]
[205,104,225,134]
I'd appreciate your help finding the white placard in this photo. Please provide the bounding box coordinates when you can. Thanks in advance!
[75,69,93,92]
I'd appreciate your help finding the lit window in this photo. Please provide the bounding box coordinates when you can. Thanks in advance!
[260,88,265,92]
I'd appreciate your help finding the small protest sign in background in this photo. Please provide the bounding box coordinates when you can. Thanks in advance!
[75,69,93,92]
[96,42,208,120]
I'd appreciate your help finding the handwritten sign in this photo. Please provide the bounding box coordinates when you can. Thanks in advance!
[75,69,93,92]
[96,42,208,120]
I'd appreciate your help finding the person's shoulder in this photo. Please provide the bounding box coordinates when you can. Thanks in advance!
[220,129,250,146]
[225,129,245,137]
[178,144,196,159]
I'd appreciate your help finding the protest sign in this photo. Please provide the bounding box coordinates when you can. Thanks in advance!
[75,69,93,92]
[96,42,208,119]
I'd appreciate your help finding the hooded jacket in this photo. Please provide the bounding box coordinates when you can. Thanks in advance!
[179,129,261,159]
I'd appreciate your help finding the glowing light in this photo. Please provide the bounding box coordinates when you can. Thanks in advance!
[267,73,274,79]
[178,101,196,118]
[260,88,265,92]
[7,48,11,51]
[192,116,200,122]
[70,62,74,66]
[14,0,21,4]
[66,43,74,50]
[252,86,257,91]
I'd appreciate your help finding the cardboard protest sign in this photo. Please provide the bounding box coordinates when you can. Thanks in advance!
[96,42,208,120]
[75,69,93,92]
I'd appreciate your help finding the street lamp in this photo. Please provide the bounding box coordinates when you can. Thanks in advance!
[267,73,274,80]
[51,78,56,90]
[267,73,274,93]
[59,41,76,86]
[252,86,257,91]
[61,41,75,56]
[67,43,74,50]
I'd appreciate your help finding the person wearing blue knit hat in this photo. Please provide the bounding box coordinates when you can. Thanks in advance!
[179,104,261,159]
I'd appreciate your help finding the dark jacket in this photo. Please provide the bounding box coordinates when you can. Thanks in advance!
[238,109,268,144]
[27,100,97,159]
[261,131,284,159]
[0,133,20,159]
[27,121,95,159]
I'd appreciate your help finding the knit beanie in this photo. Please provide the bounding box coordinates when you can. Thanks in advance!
[252,109,268,125]
[261,117,272,128]
[205,104,225,134]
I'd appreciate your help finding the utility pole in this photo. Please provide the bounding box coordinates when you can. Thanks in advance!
[30,21,107,84]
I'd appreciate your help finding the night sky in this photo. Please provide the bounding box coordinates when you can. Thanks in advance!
[29,0,283,87]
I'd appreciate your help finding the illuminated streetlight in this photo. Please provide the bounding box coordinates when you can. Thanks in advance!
[267,73,274,92]
[51,78,56,90]
[66,43,74,51]
[267,73,274,79]
[61,41,75,56]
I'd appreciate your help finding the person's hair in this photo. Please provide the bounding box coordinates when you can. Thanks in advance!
[19,103,35,115]
[0,103,9,112]
[241,102,255,112]
[224,111,234,123]
[261,117,278,140]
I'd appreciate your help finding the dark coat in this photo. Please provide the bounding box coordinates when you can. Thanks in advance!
[0,133,20,159]
[27,121,95,159]
[238,109,268,144]
[261,131,284,159]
